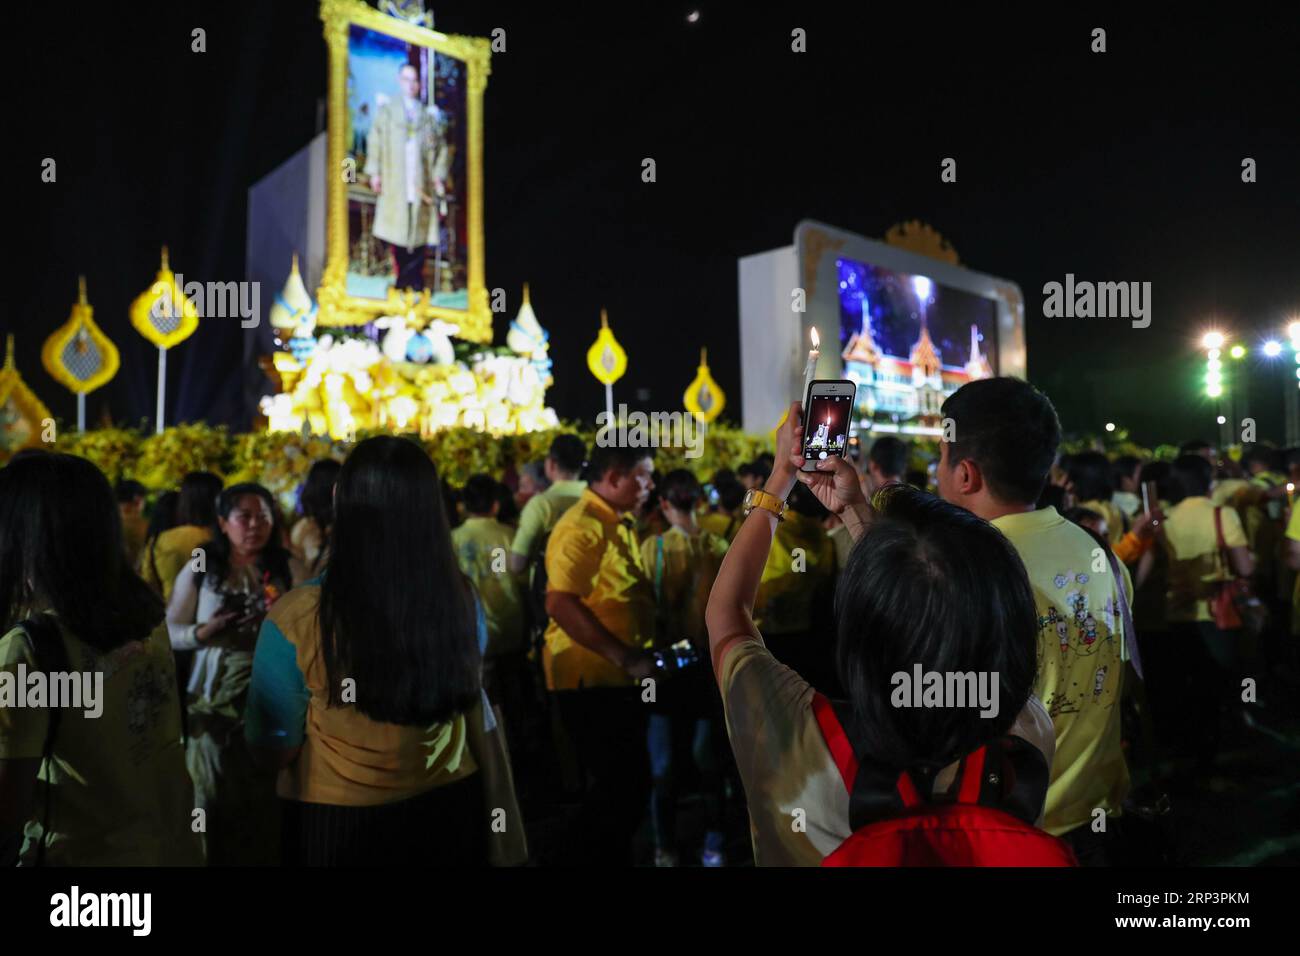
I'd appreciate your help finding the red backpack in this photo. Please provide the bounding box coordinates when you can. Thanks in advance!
[811,693,1076,867]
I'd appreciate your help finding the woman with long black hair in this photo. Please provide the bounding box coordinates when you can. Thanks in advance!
[245,436,513,866]
[167,482,292,865]
[0,453,201,865]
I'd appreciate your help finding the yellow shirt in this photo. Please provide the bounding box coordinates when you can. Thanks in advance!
[1210,478,1250,508]
[121,512,149,571]
[510,479,587,562]
[453,516,526,657]
[1161,496,1248,623]
[259,584,478,807]
[991,506,1131,837]
[640,525,729,647]
[0,617,203,865]
[141,524,211,601]
[698,510,741,542]
[1079,498,1127,547]
[543,489,654,691]
[753,512,836,636]
[1244,471,1285,580]
[1286,507,1300,635]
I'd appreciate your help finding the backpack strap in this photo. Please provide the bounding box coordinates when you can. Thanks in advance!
[812,693,1051,828]
[811,692,857,788]
[954,746,987,805]
[813,693,919,827]
[17,613,70,867]
[1102,542,1143,681]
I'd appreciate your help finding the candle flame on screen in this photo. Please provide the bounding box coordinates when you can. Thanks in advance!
[810,327,820,349]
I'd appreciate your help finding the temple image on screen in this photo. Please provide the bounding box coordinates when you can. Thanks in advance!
[837,257,997,433]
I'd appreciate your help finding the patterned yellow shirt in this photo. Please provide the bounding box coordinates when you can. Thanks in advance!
[992,506,1132,836]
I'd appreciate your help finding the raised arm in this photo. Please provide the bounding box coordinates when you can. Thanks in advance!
[706,402,806,675]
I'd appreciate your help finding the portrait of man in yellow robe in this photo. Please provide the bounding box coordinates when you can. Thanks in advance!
[363,62,451,291]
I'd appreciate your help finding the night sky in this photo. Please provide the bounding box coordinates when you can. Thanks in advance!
[8,2,1299,447]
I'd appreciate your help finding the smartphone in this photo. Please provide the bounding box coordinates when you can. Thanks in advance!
[801,379,857,472]
[1141,480,1158,515]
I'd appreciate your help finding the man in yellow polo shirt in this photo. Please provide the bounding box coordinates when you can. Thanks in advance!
[543,443,656,865]
[507,434,588,574]
[938,378,1132,865]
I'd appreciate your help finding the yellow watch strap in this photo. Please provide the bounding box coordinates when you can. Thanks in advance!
[747,488,786,519]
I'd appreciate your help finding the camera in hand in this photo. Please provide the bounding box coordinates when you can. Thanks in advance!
[217,589,270,647]
[650,639,701,675]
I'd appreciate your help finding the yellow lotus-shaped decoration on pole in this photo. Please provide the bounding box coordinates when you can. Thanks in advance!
[42,276,121,395]
[1,335,53,456]
[130,246,201,349]
[684,347,725,423]
[586,308,627,386]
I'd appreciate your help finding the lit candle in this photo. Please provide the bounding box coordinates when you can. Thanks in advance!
[801,326,820,402]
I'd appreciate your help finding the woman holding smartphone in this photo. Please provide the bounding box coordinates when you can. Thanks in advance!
[706,402,1060,866]
[167,482,292,865]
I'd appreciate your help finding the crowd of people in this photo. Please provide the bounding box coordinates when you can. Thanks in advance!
[1,376,1296,866]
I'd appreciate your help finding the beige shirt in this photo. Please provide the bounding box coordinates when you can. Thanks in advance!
[1162,496,1248,622]
[719,638,1055,866]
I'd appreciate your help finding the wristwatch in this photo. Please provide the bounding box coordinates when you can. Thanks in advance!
[743,487,788,521]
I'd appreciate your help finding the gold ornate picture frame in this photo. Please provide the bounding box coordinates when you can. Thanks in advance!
[318,0,491,341]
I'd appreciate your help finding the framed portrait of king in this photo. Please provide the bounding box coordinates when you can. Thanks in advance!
[318,0,492,341]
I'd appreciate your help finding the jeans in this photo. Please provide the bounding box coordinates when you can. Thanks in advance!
[647,713,725,853]
[552,687,649,865]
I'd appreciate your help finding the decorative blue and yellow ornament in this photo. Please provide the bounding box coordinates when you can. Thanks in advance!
[130,246,201,350]
[1,334,53,455]
[684,347,725,423]
[270,253,319,365]
[42,276,121,397]
[586,308,627,386]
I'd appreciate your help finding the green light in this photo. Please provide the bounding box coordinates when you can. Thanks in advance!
[1207,383,1224,397]
[1230,345,1247,359]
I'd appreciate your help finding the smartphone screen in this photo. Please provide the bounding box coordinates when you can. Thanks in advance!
[802,380,856,470]
[1141,480,1157,515]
